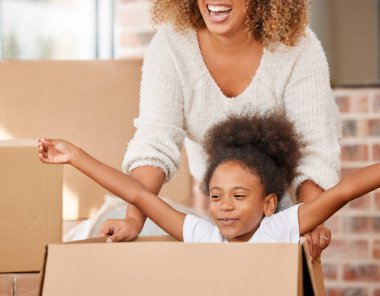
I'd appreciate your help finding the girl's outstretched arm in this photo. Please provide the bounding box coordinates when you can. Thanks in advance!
[38,138,186,241]
[298,163,380,235]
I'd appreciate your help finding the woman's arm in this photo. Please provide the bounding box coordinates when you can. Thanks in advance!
[118,28,186,241]
[284,30,341,196]
[298,163,380,235]
[283,29,341,258]
[120,167,166,240]
[38,138,186,241]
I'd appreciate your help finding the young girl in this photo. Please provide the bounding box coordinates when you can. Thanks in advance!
[38,111,377,243]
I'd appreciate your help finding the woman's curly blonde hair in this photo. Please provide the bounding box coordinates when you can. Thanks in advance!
[151,0,309,47]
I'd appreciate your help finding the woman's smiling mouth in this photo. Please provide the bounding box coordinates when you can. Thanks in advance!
[207,4,232,22]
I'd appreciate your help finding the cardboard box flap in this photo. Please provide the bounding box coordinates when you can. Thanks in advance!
[300,238,326,296]
[65,235,178,244]
[40,239,320,296]
[0,141,62,273]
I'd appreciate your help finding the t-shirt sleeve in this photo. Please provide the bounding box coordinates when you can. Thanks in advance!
[253,204,301,243]
[183,214,219,242]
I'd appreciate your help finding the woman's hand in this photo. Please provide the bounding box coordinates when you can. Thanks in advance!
[297,180,331,261]
[38,138,77,164]
[303,224,331,262]
[99,218,141,242]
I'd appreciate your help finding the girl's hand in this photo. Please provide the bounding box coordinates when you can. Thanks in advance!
[38,138,76,164]
[98,218,140,242]
[304,224,331,262]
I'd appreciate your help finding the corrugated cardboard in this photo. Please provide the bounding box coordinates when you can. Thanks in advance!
[0,140,62,272]
[40,237,326,296]
[0,60,192,219]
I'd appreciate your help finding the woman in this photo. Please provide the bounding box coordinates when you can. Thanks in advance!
[100,0,341,260]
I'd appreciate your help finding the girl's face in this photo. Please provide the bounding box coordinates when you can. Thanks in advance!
[197,0,248,37]
[208,160,276,242]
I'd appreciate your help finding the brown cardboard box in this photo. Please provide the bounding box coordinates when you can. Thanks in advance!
[40,237,326,296]
[0,60,192,220]
[0,140,62,272]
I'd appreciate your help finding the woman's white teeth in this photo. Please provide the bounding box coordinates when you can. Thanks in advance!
[207,5,232,12]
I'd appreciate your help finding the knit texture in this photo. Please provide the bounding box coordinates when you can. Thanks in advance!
[123,25,341,197]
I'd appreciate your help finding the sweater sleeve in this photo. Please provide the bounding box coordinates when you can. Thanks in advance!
[283,30,341,196]
[122,28,186,181]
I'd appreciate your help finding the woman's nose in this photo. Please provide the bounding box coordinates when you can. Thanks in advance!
[220,196,234,211]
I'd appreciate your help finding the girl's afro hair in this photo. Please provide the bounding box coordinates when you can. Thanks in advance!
[201,110,304,200]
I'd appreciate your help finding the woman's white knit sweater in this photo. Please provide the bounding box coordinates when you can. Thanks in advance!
[122,25,341,196]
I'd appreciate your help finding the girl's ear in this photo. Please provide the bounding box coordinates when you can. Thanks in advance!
[263,193,277,216]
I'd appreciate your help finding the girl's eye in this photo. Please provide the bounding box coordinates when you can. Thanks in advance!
[210,194,221,199]
[234,194,245,199]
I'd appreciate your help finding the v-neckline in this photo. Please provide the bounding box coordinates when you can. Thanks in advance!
[193,30,266,100]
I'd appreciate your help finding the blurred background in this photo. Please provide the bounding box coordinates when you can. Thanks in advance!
[0,0,379,295]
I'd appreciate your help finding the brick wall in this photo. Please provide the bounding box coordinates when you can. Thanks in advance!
[324,89,380,296]
[115,0,154,58]
[115,2,380,294]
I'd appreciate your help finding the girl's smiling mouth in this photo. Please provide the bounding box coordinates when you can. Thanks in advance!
[218,218,239,225]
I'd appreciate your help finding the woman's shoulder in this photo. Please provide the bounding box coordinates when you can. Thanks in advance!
[144,25,203,82]
[263,27,327,76]
[297,27,326,58]
[268,27,325,59]
[149,24,197,53]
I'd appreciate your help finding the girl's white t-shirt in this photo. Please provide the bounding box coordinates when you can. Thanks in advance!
[183,204,301,243]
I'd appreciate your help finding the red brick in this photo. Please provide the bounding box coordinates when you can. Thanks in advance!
[342,120,357,137]
[0,274,13,296]
[373,145,380,161]
[119,8,151,27]
[343,216,371,233]
[323,240,369,260]
[119,0,146,4]
[373,217,380,232]
[373,240,380,259]
[369,119,380,136]
[358,119,371,137]
[324,215,340,233]
[373,94,380,112]
[352,96,369,113]
[341,144,368,161]
[335,96,350,113]
[120,31,154,48]
[14,273,41,296]
[340,167,355,178]
[343,264,380,281]
[326,287,368,296]
[376,191,380,210]
[322,263,338,280]
[346,194,370,210]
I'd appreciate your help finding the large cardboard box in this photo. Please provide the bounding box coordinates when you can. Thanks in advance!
[40,237,325,296]
[0,60,192,220]
[0,140,62,272]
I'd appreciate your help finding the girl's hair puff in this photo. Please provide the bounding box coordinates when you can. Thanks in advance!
[151,0,309,46]
[201,111,304,201]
